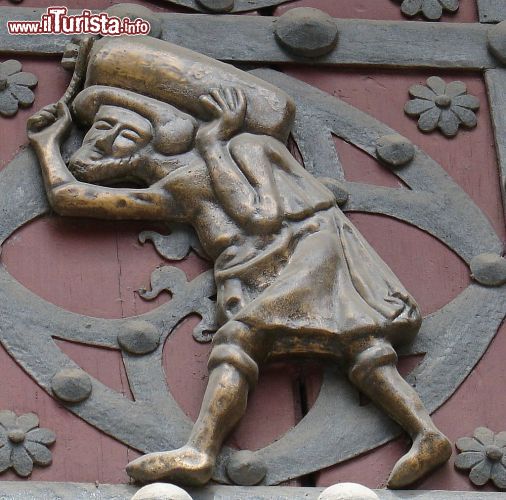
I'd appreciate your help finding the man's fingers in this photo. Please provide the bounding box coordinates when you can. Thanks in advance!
[27,101,69,136]
[39,111,57,128]
[39,110,55,121]
[199,95,222,117]
[42,103,57,116]
[29,104,58,126]
[235,88,246,112]
[210,89,229,111]
[224,88,236,110]
[230,88,240,108]
[27,115,42,130]
[27,112,53,131]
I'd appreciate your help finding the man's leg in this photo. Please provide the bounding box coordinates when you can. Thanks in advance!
[347,341,452,489]
[126,320,262,485]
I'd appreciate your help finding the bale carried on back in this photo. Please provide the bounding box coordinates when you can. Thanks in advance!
[81,36,295,142]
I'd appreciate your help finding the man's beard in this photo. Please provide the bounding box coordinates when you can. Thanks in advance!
[68,149,144,186]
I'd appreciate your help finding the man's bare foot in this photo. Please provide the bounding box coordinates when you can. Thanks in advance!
[387,431,452,489]
[126,445,214,486]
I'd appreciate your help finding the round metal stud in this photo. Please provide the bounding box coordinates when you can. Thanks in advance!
[226,450,267,486]
[275,7,338,58]
[376,134,415,168]
[487,21,506,65]
[485,445,504,462]
[435,95,452,108]
[117,320,161,355]
[470,253,506,286]
[51,368,92,403]
[8,429,26,444]
[196,0,235,13]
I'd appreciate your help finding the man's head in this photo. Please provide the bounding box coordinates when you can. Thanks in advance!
[70,86,197,184]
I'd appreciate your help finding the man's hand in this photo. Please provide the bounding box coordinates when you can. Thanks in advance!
[27,101,72,145]
[196,87,246,148]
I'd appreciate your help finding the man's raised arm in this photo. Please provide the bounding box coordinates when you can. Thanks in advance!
[27,102,176,221]
[196,88,283,234]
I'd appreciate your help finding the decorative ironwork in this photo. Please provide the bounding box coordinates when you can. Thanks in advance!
[0,3,504,495]
[485,69,506,216]
[470,253,506,286]
[397,0,459,20]
[226,450,267,486]
[375,134,416,168]
[404,77,480,137]
[157,0,295,13]
[488,21,506,65]
[0,59,37,117]
[139,226,207,262]
[478,0,506,24]
[274,7,339,58]
[0,411,55,477]
[51,368,93,403]
[0,8,497,70]
[455,427,506,489]
[138,265,217,343]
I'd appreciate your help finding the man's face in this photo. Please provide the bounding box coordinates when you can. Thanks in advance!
[69,105,152,184]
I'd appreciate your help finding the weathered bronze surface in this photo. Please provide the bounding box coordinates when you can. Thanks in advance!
[27,36,452,489]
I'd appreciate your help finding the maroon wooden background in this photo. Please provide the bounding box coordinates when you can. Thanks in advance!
[0,0,505,492]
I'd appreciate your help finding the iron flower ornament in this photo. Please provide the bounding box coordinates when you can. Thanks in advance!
[404,76,480,137]
[0,410,56,477]
[153,0,295,13]
[455,427,506,489]
[0,60,38,117]
[398,0,459,20]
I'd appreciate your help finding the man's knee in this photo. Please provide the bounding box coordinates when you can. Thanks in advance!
[348,342,398,386]
[208,321,265,387]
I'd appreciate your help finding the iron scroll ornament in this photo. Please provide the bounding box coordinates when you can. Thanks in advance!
[0,68,504,488]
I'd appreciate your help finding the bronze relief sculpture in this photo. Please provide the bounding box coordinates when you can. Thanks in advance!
[26,36,452,489]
